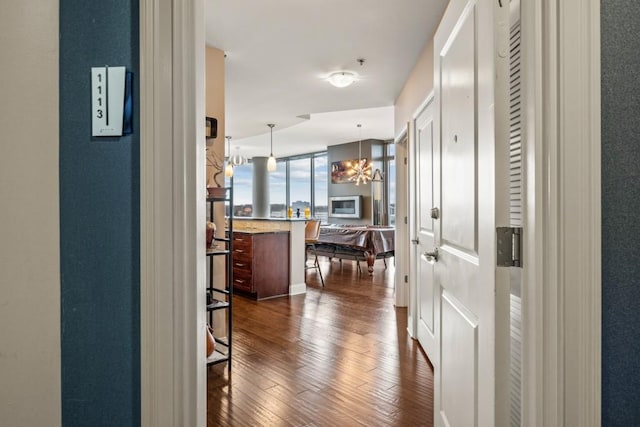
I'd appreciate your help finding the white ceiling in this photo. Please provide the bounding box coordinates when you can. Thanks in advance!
[206,0,448,158]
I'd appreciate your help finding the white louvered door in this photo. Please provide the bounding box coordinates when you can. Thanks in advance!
[508,3,523,425]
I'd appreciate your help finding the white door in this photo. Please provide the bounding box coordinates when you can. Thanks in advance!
[413,98,439,369]
[433,0,511,426]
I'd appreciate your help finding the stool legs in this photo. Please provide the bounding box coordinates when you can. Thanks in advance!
[305,243,325,287]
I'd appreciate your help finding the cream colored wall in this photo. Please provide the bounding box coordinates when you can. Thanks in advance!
[394,38,435,135]
[205,46,225,235]
[205,46,227,335]
[0,1,61,425]
[205,46,225,188]
[393,34,436,309]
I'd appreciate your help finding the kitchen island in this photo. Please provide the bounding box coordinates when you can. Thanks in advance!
[231,218,307,298]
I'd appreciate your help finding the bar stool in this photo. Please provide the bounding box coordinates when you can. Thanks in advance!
[304,219,325,287]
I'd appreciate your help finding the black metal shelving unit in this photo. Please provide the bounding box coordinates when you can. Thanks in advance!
[206,186,233,372]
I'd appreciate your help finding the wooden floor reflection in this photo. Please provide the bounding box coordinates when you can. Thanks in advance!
[207,257,434,426]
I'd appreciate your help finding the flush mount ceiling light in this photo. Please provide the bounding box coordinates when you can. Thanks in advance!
[326,58,364,88]
[327,71,357,88]
[267,124,277,172]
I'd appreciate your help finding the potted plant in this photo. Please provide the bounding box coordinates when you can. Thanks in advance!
[206,148,227,198]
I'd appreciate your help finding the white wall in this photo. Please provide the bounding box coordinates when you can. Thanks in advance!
[393,36,437,309]
[394,39,435,137]
[0,2,61,425]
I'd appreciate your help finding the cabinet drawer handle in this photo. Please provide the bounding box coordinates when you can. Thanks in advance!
[235,238,244,242]
[235,263,245,267]
[235,249,244,253]
[234,279,245,284]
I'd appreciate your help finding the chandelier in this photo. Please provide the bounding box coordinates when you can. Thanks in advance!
[230,147,248,167]
[229,134,248,167]
[348,124,371,186]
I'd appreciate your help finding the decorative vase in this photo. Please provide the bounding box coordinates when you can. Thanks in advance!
[206,324,215,357]
[206,221,216,248]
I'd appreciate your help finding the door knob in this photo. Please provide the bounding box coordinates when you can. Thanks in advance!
[431,207,440,219]
[423,248,439,263]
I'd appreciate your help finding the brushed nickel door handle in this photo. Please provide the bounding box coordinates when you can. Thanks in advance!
[422,248,439,263]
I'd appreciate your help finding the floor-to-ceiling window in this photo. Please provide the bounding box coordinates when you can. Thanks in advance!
[230,163,253,217]
[288,157,311,217]
[223,147,389,222]
[269,160,287,218]
[313,153,328,222]
[229,152,328,219]
[386,143,396,225]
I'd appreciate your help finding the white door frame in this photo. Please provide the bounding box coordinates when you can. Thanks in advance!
[521,0,601,425]
[407,92,434,339]
[394,124,410,310]
[137,0,601,425]
[401,1,602,425]
[140,0,207,426]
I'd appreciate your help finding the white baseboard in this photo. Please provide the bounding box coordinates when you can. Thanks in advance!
[289,282,307,296]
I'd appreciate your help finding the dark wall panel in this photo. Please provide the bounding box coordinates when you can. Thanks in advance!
[601,1,640,424]
[59,1,140,425]
[327,139,383,225]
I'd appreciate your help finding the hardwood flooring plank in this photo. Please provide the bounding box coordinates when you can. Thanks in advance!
[208,259,434,426]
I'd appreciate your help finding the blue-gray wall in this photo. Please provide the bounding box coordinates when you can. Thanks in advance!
[59,1,140,425]
[327,139,383,225]
[602,1,640,424]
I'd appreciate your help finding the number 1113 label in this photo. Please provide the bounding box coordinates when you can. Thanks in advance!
[91,66,125,136]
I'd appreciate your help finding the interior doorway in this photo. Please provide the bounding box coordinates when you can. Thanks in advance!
[140,0,604,425]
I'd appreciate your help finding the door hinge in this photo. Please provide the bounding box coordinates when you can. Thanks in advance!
[496,227,522,267]
[404,275,408,283]
[404,157,408,165]
[404,216,408,225]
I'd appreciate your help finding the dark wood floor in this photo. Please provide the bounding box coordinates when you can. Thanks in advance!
[207,258,434,426]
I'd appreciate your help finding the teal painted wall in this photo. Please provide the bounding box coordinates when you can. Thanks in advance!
[59,1,140,425]
[602,0,640,424]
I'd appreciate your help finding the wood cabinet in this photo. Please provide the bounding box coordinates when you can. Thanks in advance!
[232,231,290,299]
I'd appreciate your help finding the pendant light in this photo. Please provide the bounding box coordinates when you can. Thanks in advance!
[224,136,234,178]
[229,134,248,167]
[349,124,371,186]
[230,147,247,167]
[267,123,277,172]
